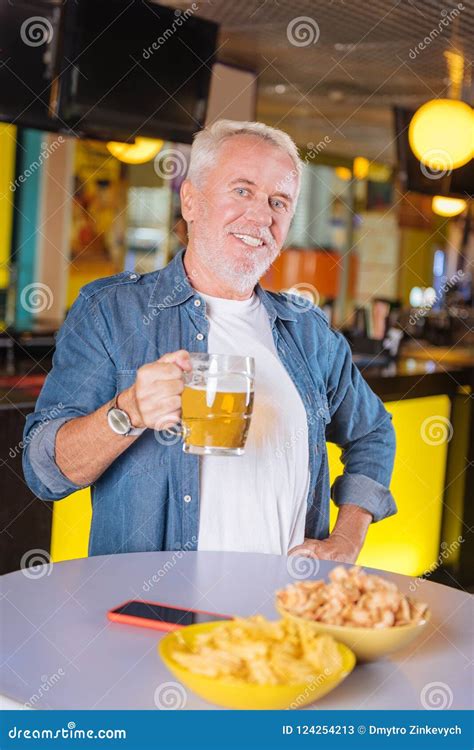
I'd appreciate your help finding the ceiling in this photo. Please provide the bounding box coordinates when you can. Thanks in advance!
[169,0,474,163]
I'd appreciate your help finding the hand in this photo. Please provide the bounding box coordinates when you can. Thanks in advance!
[119,350,192,430]
[289,504,372,563]
[288,532,362,564]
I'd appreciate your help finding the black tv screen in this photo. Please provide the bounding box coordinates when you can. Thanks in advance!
[0,1,62,132]
[394,107,474,199]
[0,0,218,143]
[54,0,218,142]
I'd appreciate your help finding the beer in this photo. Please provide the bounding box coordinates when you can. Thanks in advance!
[181,385,254,455]
[180,353,255,456]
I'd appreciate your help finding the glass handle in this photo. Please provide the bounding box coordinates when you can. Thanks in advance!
[163,421,189,439]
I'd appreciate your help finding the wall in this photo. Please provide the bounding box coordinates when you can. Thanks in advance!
[354,212,400,304]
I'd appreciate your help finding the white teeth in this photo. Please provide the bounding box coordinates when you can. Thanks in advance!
[232,233,263,247]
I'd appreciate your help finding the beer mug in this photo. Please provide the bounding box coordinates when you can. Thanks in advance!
[180,353,255,456]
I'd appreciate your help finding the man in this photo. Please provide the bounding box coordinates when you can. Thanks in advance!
[23,119,396,561]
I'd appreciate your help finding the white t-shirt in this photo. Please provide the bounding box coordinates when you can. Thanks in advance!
[197,291,310,555]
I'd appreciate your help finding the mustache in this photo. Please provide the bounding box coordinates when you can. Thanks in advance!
[226,225,276,249]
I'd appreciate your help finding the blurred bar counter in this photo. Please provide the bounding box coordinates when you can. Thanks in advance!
[360,357,472,402]
[400,341,474,367]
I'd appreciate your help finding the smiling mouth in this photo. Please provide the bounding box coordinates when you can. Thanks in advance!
[230,233,265,248]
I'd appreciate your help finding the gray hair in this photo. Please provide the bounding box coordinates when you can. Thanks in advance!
[187,119,303,200]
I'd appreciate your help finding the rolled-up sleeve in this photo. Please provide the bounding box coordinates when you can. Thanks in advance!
[22,291,116,500]
[325,328,397,523]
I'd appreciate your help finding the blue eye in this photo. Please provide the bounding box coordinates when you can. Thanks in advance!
[234,187,249,196]
[271,198,287,210]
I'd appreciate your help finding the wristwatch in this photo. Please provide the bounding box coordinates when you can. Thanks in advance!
[107,393,146,437]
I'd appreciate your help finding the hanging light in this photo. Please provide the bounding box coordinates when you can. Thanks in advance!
[432,195,467,217]
[408,99,473,172]
[353,156,369,180]
[335,166,352,181]
[107,137,164,164]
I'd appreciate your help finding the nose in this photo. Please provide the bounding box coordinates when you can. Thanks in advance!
[243,192,272,227]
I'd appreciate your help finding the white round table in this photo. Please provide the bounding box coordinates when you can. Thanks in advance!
[1,552,472,710]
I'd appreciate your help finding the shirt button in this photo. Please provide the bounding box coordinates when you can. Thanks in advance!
[129,273,138,280]
[194,299,201,307]
[196,333,204,341]
[183,494,192,503]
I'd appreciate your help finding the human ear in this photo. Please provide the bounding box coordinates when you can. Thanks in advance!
[180,180,196,222]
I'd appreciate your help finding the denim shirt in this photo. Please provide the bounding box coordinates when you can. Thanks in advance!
[23,250,396,556]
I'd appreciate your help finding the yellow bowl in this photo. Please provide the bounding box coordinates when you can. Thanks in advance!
[276,604,431,663]
[158,621,356,710]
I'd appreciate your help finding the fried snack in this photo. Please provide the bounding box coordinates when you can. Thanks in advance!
[276,566,429,629]
[169,616,343,685]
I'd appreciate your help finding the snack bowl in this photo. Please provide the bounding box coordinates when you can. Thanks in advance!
[159,620,356,710]
[276,603,431,663]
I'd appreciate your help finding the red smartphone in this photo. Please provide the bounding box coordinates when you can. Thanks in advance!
[107,599,233,632]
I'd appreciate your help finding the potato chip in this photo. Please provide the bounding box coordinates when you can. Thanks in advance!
[169,615,344,685]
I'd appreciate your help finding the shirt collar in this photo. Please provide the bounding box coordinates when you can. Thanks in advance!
[148,248,298,322]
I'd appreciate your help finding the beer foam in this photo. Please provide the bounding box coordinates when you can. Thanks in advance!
[185,375,253,408]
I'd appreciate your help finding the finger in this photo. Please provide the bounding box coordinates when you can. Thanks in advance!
[288,544,318,557]
[142,395,182,423]
[153,412,181,431]
[146,401,181,429]
[149,362,185,381]
[156,395,182,414]
[288,545,303,555]
[143,379,184,399]
[159,349,192,371]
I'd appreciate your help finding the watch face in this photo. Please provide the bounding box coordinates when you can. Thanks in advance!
[108,408,131,435]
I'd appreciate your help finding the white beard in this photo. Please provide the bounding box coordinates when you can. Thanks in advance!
[191,204,279,295]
